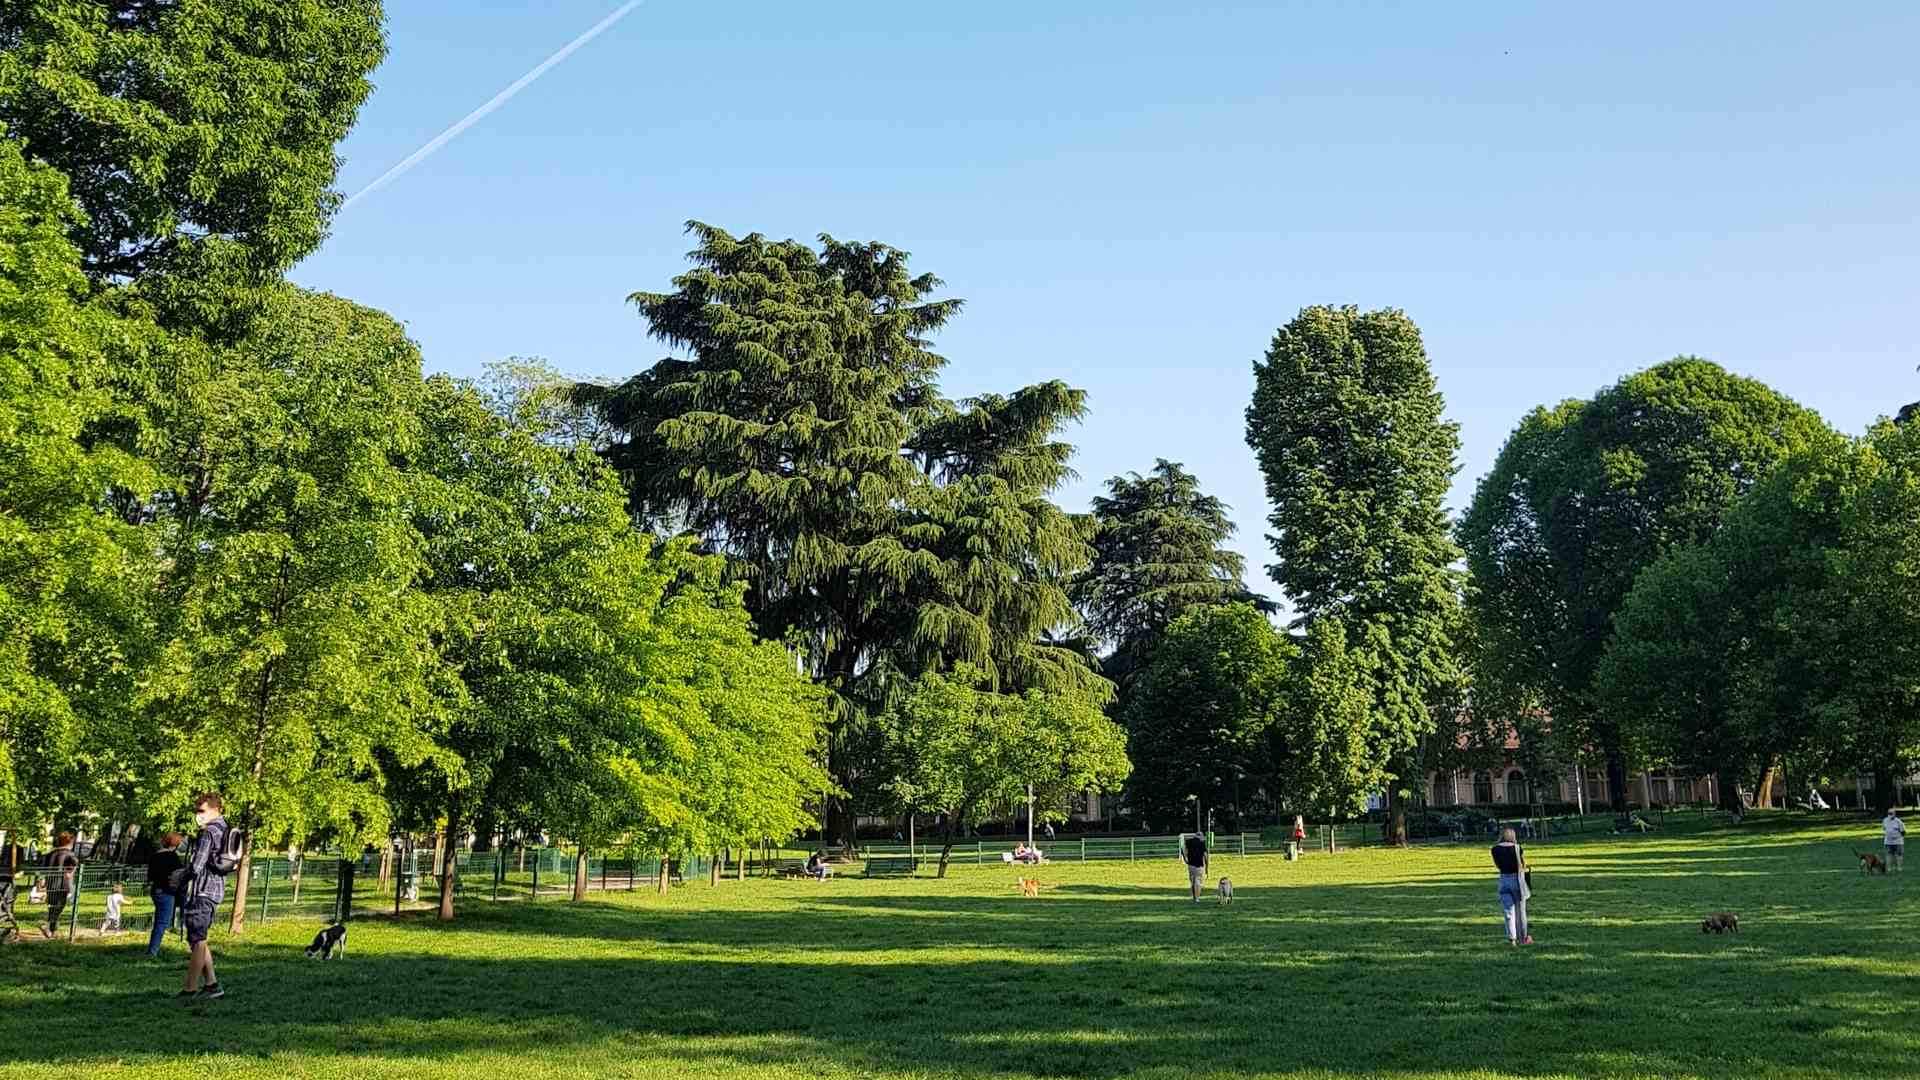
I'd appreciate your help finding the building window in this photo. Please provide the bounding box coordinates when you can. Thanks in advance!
[1432,775,1453,807]
[1586,773,1607,805]
[1675,778,1694,803]
[1650,777,1670,805]
[1473,771,1494,804]
[1505,771,1528,805]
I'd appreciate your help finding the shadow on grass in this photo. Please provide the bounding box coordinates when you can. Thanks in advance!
[5,873,1920,1079]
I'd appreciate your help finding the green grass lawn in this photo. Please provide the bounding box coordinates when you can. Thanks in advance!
[3,815,1916,1079]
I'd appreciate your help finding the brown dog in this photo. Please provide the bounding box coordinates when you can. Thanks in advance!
[1019,877,1040,897]
[1857,850,1889,874]
[1700,912,1739,934]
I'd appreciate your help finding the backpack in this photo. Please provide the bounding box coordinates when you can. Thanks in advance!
[209,822,248,876]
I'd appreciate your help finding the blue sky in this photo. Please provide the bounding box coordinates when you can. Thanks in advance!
[294,1,1920,591]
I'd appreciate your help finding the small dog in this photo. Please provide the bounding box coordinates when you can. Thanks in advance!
[1856,850,1889,875]
[1217,877,1234,903]
[1019,877,1040,897]
[1700,912,1739,934]
[304,923,347,959]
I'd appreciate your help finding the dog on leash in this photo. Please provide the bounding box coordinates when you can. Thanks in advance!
[1700,912,1739,934]
[1856,850,1889,875]
[304,923,348,959]
[1217,877,1234,903]
[1019,878,1040,898]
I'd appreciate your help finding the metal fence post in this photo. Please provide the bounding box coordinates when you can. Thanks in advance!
[1129,839,1136,861]
[259,859,272,924]
[531,848,540,901]
[1081,838,1087,862]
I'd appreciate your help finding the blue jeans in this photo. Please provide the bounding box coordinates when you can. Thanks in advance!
[147,892,176,956]
[1498,874,1529,942]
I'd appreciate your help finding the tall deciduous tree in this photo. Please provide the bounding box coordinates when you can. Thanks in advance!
[1245,306,1465,837]
[1121,604,1293,831]
[137,289,455,930]
[0,1,384,303]
[399,377,826,917]
[1461,359,1829,811]
[1076,460,1268,686]
[879,667,1129,877]
[0,134,157,831]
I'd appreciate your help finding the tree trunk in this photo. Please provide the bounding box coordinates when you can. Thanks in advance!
[437,806,460,921]
[709,852,720,886]
[656,855,670,894]
[1755,758,1781,810]
[737,845,747,881]
[1605,751,1630,813]
[226,838,255,933]
[1873,763,1896,814]
[472,809,496,853]
[377,843,392,890]
[1715,769,1743,812]
[573,849,589,902]
[1384,769,1412,847]
[936,813,960,878]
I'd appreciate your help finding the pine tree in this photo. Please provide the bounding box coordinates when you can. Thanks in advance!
[579,225,1104,841]
[1076,460,1269,686]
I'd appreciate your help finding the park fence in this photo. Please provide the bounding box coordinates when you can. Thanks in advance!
[2,806,1734,942]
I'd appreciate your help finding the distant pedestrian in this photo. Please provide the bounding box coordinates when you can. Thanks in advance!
[1180,832,1208,903]
[41,832,78,939]
[1044,821,1055,842]
[146,832,186,958]
[1885,809,1906,873]
[0,837,23,941]
[1491,827,1531,946]
[179,794,230,1000]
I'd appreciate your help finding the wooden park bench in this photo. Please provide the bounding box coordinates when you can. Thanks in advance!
[863,855,918,878]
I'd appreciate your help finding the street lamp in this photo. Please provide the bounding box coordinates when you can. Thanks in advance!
[1187,793,1201,835]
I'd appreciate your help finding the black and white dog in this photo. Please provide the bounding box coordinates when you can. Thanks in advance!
[304,923,347,960]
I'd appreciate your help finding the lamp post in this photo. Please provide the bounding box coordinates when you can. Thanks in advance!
[1026,782,1035,850]
[1187,793,1200,835]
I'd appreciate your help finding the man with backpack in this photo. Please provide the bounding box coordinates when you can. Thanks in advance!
[179,793,235,999]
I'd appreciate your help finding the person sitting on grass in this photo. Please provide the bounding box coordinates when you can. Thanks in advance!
[805,851,831,880]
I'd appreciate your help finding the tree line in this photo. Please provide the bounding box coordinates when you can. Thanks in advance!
[4,7,1916,922]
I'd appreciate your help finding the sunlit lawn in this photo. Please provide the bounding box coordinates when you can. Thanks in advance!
[3,814,1916,1079]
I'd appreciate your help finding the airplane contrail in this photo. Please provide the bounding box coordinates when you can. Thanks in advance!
[340,0,644,211]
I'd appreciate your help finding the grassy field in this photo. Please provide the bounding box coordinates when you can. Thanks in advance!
[2,814,1915,1080]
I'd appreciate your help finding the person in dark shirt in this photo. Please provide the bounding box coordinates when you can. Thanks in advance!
[146,832,186,959]
[42,833,78,939]
[179,794,229,999]
[1490,827,1532,946]
[1181,833,1209,903]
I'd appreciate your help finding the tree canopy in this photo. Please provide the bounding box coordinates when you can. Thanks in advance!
[1120,603,1293,831]
[1461,358,1831,810]
[1075,460,1268,686]
[0,0,384,297]
[1245,306,1465,834]
[878,666,1128,876]
[578,224,1105,842]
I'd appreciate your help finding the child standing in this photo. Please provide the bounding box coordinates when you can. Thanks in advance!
[1885,809,1906,873]
[100,882,125,933]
